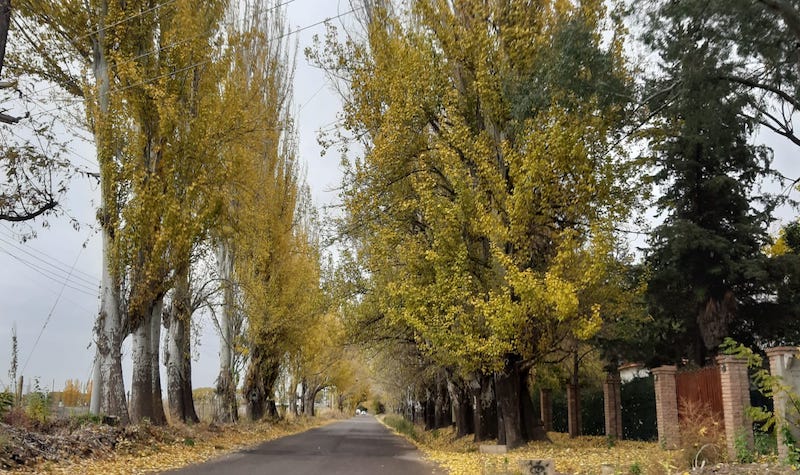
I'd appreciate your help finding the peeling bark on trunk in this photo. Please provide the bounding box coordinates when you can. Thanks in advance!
[129,297,166,425]
[165,265,199,424]
[89,1,128,425]
[214,242,238,423]
[245,351,280,421]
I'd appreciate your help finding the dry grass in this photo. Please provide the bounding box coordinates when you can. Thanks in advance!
[4,416,335,474]
[416,428,680,475]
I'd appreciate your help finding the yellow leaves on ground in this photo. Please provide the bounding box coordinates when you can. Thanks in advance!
[16,418,332,475]
[404,426,681,475]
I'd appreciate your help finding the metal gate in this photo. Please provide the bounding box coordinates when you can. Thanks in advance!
[676,365,723,419]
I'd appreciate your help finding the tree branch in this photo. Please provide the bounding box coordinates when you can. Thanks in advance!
[757,0,800,42]
[0,198,57,221]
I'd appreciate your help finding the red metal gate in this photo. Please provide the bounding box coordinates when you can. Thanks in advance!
[676,366,723,419]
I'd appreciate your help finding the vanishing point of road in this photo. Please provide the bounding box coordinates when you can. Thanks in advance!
[162,415,441,475]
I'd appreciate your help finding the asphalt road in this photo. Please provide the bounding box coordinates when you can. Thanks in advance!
[161,415,441,475]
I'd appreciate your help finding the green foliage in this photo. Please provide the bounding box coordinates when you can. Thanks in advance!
[781,426,800,465]
[25,378,50,423]
[319,0,636,404]
[641,0,800,368]
[0,391,12,418]
[720,339,800,462]
[628,461,642,475]
[69,412,104,428]
[735,430,756,463]
[383,415,418,441]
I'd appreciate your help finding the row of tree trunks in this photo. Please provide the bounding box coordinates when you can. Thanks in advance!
[400,363,551,446]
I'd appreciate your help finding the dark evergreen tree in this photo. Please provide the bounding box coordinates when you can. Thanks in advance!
[643,4,780,366]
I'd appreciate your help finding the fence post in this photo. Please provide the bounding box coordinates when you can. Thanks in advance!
[765,346,800,462]
[539,388,553,432]
[652,365,679,449]
[716,354,752,459]
[604,369,623,439]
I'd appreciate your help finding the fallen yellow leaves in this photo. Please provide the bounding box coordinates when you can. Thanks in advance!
[378,419,681,475]
[11,417,333,475]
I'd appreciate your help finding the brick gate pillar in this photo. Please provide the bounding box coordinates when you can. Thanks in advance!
[717,355,752,459]
[604,369,623,439]
[652,365,679,449]
[766,346,800,462]
[539,388,553,432]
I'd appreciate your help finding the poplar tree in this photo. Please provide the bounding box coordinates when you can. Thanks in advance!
[317,0,634,446]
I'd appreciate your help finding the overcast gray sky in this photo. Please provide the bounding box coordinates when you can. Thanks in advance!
[1,1,799,395]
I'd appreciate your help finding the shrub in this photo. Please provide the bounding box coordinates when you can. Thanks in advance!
[677,398,725,467]
[25,380,50,424]
[0,391,12,418]
[383,414,418,440]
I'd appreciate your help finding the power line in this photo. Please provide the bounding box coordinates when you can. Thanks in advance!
[0,250,98,296]
[0,225,99,283]
[20,244,88,374]
[0,234,99,288]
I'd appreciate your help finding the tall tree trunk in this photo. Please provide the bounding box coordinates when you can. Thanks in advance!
[214,242,238,423]
[494,355,523,448]
[519,366,547,441]
[424,388,435,430]
[299,378,307,415]
[434,372,450,429]
[303,386,318,417]
[149,300,166,425]
[89,14,128,423]
[288,377,298,416]
[447,376,473,438]
[472,373,497,442]
[567,351,581,438]
[165,264,199,423]
[129,296,166,424]
[245,352,280,421]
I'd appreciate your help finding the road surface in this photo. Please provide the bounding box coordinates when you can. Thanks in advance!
[161,415,441,475]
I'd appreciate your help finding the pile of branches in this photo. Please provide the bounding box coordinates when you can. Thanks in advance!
[0,418,178,470]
